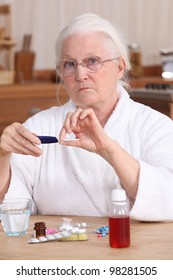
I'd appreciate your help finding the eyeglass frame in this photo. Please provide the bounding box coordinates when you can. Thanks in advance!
[57,56,119,77]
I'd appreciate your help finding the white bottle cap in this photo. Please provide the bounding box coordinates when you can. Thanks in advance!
[111,189,126,202]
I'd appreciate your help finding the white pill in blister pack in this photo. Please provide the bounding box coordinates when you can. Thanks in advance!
[54,232,63,239]
[71,227,80,233]
[78,229,86,234]
[46,234,55,240]
[27,218,89,244]
[39,236,47,242]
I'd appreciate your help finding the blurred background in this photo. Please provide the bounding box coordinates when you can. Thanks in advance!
[0,0,173,136]
[1,0,173,69]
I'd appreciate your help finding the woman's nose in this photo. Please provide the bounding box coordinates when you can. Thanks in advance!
[75,65,88,81]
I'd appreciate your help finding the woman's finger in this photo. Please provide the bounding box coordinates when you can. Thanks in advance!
[1,122,42,156]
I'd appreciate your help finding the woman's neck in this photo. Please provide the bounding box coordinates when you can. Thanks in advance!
[94,98,119,127]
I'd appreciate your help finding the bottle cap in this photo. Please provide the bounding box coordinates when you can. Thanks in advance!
[111,189,126,202]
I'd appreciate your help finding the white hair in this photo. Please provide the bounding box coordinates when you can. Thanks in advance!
[55,13,130,83]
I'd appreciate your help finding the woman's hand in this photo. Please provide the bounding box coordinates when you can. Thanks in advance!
[59,108,139,200]
[0,122,42,157]
[59,108,113,154]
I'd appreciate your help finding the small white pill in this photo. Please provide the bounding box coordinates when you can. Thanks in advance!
[81,222,87,228]
[61,231,70,237]
[71,227,80,234]
[28,238,40,243]
[54,233,63,239]
[60,225,72,231]
[79,229,86,234]
[47,234,55,240]
[39,236,47,242]
[74,223,81,228]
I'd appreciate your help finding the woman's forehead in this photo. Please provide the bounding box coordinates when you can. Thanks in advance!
[61,33,109,57]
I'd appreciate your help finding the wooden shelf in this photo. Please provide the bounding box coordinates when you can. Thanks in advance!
[0,82,69,135]
[0,4,15,71]
[0,39,15,47]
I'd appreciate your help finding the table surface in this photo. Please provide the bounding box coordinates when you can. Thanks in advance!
[0,215,173,260]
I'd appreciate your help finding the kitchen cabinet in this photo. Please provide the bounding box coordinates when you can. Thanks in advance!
[0,83,69,135]
[1,78,173,136]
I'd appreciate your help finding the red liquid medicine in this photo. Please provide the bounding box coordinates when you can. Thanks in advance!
[109,216,130,248]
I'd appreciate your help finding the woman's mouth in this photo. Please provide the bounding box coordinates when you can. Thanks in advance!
[78,86,91,92]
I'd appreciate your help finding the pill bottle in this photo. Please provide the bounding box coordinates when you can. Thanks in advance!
[109,189,130,248]
[34,222,46,238]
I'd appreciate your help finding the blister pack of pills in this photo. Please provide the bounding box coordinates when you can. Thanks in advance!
[27,218,89,244]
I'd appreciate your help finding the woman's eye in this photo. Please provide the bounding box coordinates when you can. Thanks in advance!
[64,61,76,68]
[88,57,99,65]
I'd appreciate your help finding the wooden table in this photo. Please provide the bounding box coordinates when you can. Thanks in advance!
[0,215,173,260]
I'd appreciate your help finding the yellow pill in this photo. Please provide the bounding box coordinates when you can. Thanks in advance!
[78,233,88,240]
[60,237,69,241]
[68,234,78,241]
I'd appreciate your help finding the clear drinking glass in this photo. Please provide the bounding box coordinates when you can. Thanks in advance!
[0,198,32,236]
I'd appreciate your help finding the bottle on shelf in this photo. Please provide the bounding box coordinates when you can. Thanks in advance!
[128,43,143,78]
[109,188,130,248]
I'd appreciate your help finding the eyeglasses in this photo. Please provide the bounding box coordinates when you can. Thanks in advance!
[57,56,118,77]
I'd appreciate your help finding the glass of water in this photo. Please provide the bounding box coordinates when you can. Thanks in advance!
[0,198,32,236]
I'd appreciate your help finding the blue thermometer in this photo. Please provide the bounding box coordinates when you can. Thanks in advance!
[38,136,58,144]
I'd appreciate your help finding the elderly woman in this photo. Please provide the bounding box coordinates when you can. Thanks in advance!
[0,13,173,221]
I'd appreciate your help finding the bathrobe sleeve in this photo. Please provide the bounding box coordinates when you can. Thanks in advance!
[129,104,173,221]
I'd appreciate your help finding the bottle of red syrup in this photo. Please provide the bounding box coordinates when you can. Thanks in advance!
[109,189,130,248]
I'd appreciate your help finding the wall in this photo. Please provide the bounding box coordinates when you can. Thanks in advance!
[1,0,173,69]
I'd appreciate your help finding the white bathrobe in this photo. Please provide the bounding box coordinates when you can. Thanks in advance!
[5,86,173,221]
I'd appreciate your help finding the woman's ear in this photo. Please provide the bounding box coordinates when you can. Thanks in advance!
[117,57,126,79]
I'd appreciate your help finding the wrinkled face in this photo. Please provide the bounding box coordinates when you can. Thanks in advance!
[59,33,125,110]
